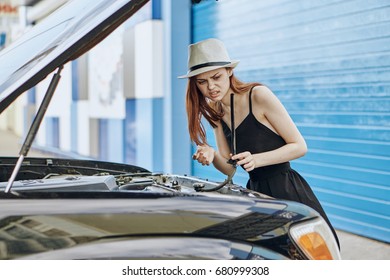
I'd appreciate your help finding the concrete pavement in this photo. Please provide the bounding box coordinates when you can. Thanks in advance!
[0,128,389,260]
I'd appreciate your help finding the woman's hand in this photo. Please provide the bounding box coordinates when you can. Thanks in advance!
[231,151,256,172]
[192,145,215,166]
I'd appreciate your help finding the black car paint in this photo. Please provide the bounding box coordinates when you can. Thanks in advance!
[0,157,314,259]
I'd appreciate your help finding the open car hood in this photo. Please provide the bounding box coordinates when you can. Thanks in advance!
[0,0,149,113]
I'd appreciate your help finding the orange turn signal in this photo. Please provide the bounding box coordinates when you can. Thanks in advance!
[298,232,333,260]
[289,217,341,260]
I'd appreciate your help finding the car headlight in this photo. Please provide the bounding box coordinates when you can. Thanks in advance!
[289,217,341,260]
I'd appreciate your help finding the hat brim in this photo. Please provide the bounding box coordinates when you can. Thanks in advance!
[177,60,239,79]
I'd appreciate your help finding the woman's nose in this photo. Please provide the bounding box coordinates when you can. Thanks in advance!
[208,81,215,90]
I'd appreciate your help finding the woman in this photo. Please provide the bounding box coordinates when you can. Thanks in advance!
[179,38,339,247]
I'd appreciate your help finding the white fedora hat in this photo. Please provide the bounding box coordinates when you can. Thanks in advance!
[178,38,239,79]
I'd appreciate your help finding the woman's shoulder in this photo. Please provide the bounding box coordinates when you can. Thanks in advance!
[250,85,276,104]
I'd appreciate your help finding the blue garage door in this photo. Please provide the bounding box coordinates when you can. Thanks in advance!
[191,0,390,242]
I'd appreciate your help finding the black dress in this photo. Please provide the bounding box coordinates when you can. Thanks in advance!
[221,87,339,248]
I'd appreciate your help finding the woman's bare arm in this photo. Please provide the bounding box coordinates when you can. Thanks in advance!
[232,86,307,171]
[192,121,235,175]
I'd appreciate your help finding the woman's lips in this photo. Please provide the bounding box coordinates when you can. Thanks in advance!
[209,91,219,98]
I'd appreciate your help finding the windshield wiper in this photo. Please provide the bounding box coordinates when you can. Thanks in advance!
[4,66,63,193]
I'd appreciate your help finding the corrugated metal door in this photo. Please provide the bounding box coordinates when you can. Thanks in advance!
[191,0,389,242]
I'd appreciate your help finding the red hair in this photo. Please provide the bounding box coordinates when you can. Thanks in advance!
[186,72,261,145]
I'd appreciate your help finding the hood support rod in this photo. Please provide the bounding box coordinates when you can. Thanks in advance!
[4,66,63,193]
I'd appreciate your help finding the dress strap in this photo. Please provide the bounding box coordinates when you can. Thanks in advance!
[248,86,256,113]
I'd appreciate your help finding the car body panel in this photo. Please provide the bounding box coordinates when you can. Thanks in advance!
[0,189,313,260]
[0,157,318,259]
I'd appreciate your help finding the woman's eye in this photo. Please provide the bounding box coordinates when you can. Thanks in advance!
[214,76,221,80]
[198,81,206,85]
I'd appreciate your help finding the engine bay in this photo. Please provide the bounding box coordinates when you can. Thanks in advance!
[0,157,267,198]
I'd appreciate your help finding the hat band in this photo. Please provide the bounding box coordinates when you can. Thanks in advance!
[189,61,231,72]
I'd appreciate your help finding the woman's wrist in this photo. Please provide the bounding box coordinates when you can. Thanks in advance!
[252,153,262,169]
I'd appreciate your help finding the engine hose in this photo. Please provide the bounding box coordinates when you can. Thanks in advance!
[196,167,236,192]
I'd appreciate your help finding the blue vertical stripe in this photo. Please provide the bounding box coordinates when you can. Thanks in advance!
[125,99,137,164]
[152,98,163,172]
[136,98,153,170]
[0,32,5,48]
[98,119,108,161]
[27,87,36,104]
[163,0,192,174]
[129,98,164,171]
[152,0,162,20]
[70,103,78,152]
[46,117,60,148]
[107,118,124,163]
[71,60,79,101]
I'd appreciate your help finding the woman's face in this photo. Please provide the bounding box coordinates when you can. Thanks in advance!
[194,68,232,102]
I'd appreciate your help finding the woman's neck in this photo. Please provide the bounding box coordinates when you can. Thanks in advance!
[221,88,236,108]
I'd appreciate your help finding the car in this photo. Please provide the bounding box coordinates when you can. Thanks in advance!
[0,0,340,260]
